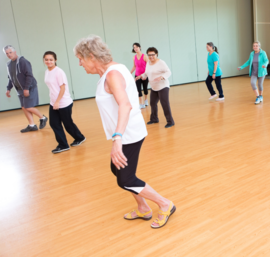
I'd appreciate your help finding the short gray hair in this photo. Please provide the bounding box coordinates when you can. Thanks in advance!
[253,41,261,48]
[73,35,113,64]
[3,45,16,53]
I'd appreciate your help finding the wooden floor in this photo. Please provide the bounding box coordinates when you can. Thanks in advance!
[1,76,270,257]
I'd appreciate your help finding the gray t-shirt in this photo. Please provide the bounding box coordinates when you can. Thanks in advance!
[10,60,21,90]
[252,53,259,76]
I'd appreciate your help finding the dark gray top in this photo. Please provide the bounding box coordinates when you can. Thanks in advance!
[10,60,21,90]
[252,52,259,76]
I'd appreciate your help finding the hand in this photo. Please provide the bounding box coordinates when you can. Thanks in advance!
[111,138,127,170]
[135,76,141,81]
[212,74,216,79]
[237,67,241,71]
[153,76,163,82]
[6,90,11,98]
[262,65,266,68]
[53,102,60,110]
[23,90,30,97]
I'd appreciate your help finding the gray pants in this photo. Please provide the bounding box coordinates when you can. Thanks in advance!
[251,75,265,91]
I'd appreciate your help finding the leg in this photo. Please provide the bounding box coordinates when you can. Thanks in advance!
[214,76,224,98]
[142,78,149,101]
[158,88,174,125]
[49,105,69,148]
[21,107,34,125]
[251,76,259,96]
[205,75,216,96]
[150,89,160,122]
[258,76,265,96]
[59,103,85,141]
[26,107,43,119]
[135,78,144,105]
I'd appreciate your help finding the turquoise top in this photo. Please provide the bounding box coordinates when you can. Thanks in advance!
[207,52,222,77]
[239,49,269,77]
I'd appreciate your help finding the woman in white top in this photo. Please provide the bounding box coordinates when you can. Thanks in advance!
[74,35,175,229]
[136,47,175,128]
[43,51,85,154]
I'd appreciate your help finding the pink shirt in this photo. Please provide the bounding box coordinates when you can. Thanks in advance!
[44,66,73,108]
[135,54,147,76]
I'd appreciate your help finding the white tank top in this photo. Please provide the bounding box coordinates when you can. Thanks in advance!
[96,64,148,145]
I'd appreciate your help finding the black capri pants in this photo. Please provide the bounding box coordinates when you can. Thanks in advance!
[135,77,149,97]
[110,138,146,195]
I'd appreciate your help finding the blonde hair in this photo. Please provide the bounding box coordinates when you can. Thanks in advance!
[253,41,261,48]
[73,35,112,64]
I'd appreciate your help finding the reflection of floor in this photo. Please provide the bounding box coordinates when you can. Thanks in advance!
[1,76,270,256]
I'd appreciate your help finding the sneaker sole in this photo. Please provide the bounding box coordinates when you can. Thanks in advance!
[21,129,38,133]
[70,138,86,147]
[52,148,70,154]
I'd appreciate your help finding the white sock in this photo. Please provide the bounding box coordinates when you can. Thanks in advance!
[29,124,35,127]
[40,116,46,120]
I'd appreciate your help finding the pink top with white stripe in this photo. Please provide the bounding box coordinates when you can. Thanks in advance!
[134,54,147,76]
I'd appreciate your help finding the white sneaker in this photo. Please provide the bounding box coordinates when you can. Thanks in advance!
[209,94,217,100]
[140,104,145,109]
[216,97,225,101]
[144,99,149,106]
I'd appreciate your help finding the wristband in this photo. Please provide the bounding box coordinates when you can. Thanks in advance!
[112,132,122,138]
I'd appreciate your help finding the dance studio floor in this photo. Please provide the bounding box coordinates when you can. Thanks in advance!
[1,76,270,257]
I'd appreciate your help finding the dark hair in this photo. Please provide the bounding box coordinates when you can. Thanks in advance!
[132,43,141,53]
[207,42,219,54]
[43,51,57,65]
[146,47,158,56]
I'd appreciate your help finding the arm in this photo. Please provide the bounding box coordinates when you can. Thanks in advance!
[6,77,13,98]
[130,56,136,74]
[262,51,269,68]
[20,59,34,90]
[53,84,65,110]
[238,53,251,70]
[153,60,171,81]
[212,61,218,78]
[105,70,132,169]
[143,54,149,63]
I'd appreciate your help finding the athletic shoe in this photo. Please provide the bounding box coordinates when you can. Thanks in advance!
[260,95,263,102]
[165,123,175,128]
[216,97,225,101]
[70,137,86,147]
[209,94,217,100]
[20,125,38,133]
[147,121,159,125]
[39,115,48,129]
[145,100,149,106]
[140,104,146,109]
[255,97,261,105]
[52,147,70,154]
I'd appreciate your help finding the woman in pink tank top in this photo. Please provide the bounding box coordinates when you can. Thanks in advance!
[130,43,149,109]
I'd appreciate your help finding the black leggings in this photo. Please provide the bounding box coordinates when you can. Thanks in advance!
[205,75,224,98]
[135,77,149,97]
[110,138,146,195]
[49,103,85,148]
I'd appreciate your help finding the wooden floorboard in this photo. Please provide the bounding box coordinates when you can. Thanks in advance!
[1,77,270,256]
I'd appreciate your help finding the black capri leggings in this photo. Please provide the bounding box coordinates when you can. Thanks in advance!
[135,77,149,97]
[110,138,146,195]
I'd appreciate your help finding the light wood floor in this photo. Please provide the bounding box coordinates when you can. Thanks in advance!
[1,76,270,257]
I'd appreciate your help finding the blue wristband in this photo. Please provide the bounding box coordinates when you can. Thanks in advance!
[112,132,122,138]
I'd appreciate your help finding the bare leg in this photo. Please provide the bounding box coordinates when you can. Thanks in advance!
[139,96,144,105]
[26,107,43,119]
[124,193,152,218]
[144,94,148,101]
[22,107,34,124]
[253,89,259,97]
[259,90,263,96]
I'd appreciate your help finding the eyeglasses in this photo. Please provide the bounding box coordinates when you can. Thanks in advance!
[147,54,156,57]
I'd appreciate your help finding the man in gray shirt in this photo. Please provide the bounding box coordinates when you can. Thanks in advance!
[4,45,48,133]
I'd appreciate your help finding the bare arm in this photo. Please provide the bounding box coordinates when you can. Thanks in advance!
[130,56,136,74]
[105,70,132,169]
[212,61,218,78]
[53,84,65,110]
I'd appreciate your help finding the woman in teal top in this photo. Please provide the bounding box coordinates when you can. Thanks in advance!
[205,42,224,101]
[238,41,269,105]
